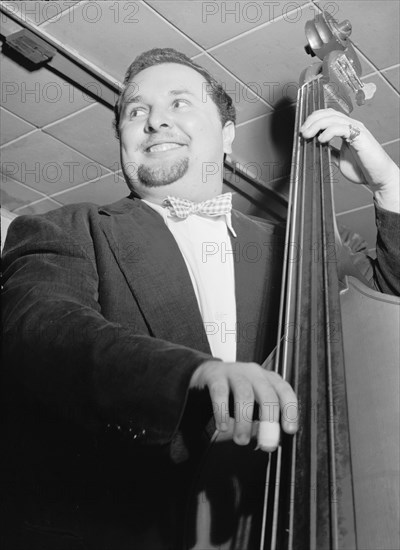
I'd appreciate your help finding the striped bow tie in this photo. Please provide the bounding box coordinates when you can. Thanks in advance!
[163,193,233,219]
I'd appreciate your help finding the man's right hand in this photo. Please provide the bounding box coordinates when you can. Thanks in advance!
[189,360,298,452]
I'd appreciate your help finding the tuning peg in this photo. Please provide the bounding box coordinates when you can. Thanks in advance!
[355,82,377,106]
[334,19,352,41]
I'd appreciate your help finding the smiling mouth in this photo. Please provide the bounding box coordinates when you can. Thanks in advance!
[146,143,185,153]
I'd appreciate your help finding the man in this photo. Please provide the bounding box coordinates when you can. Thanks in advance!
[1,48,399,549]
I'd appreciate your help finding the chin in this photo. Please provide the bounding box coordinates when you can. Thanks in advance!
[137,157,189,188]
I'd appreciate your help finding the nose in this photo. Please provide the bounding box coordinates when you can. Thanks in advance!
[145,106,172,133]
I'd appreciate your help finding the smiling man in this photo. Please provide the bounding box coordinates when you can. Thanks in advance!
[112,50,298,448]
[1,48,399,549]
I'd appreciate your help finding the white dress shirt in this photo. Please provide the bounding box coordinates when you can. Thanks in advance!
[143,200,237,362]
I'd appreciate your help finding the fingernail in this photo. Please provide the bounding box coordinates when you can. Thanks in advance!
[283,420,298,434]
[218,422,228,432]
[234,433,250,446]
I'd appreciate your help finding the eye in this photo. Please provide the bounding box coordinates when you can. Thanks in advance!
[172,98,189,109]
[129,106,147,119]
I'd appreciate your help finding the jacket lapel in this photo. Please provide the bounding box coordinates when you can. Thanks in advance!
[99,198,211,355]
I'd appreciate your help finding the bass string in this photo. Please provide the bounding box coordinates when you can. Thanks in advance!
[259,75,317,550]
[317,78,340,549]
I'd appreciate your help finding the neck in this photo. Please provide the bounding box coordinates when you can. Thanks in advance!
[135,179,224,205]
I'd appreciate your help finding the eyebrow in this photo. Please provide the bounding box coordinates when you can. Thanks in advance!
[123,89,196,106]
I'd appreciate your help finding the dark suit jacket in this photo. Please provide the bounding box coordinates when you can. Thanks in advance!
[1,196,399,549]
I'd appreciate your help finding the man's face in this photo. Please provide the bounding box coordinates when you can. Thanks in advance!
[118,63,234,203]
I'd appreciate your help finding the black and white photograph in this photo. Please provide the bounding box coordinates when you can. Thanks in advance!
[1,1,399,549]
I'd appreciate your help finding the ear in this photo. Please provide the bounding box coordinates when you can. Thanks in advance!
[222,121,235,155]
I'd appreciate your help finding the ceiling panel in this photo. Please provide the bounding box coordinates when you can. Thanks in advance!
[0,107,35,145]
[2,1,80,25]
[353,47,378,78]
[52,173,129,206]
[0,55,91,126]
[191,53,272,124]
[232,107,295,191]
[382,66,400,93]
[1,130,107,194]
[353,73,400,143]
[1,173,46,211]
[333,176,373,214]
[14,196,63,215]
[44,103,121,170]
[337,205,377,250]
[210,3,322,108]
[40,0,202,82]
[146,0,310,50]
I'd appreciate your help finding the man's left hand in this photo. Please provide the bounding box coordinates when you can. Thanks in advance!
[300,108,399,213]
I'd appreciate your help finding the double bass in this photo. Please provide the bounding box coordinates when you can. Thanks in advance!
[186,11,400,550]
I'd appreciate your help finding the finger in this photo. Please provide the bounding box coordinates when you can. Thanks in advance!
[230,376,254,445]
[317,123,354,143]
[301,108,350,130]
[267,372,299,434]
[301,115,349,139]
[208,378,230,432]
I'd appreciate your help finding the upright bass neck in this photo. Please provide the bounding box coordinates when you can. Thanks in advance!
[264,10,379,550]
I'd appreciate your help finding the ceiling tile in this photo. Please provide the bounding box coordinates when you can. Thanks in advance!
[353,73,400,143]
[314,1,400,69]
[1,131,107,194]
[333,173,373,214]
[211,4,319,108]
[382,66,400,93]
[44,103,120,170]
[146,0,310,50]
[40,1,201,82]
[14,197,63,215]
[355,48,378,78]
[0,107,35,145]
[2,1,80,25]
[0,55,91,126]
[1,174,45,211]
[336,205,376,250]
[52,173,129,206]
[193,54,272,124]
[232,106,295,189]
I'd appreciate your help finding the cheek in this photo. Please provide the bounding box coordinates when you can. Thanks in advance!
[185,117,223,150]
[120,128,143,155]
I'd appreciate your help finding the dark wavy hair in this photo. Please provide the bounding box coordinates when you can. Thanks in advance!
[113,48,236,139]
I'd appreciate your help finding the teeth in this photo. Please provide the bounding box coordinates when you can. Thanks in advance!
[148,143,182,153]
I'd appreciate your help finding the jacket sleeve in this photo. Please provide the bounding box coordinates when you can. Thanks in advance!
[350,204,400,296]
[1,207,213,446]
